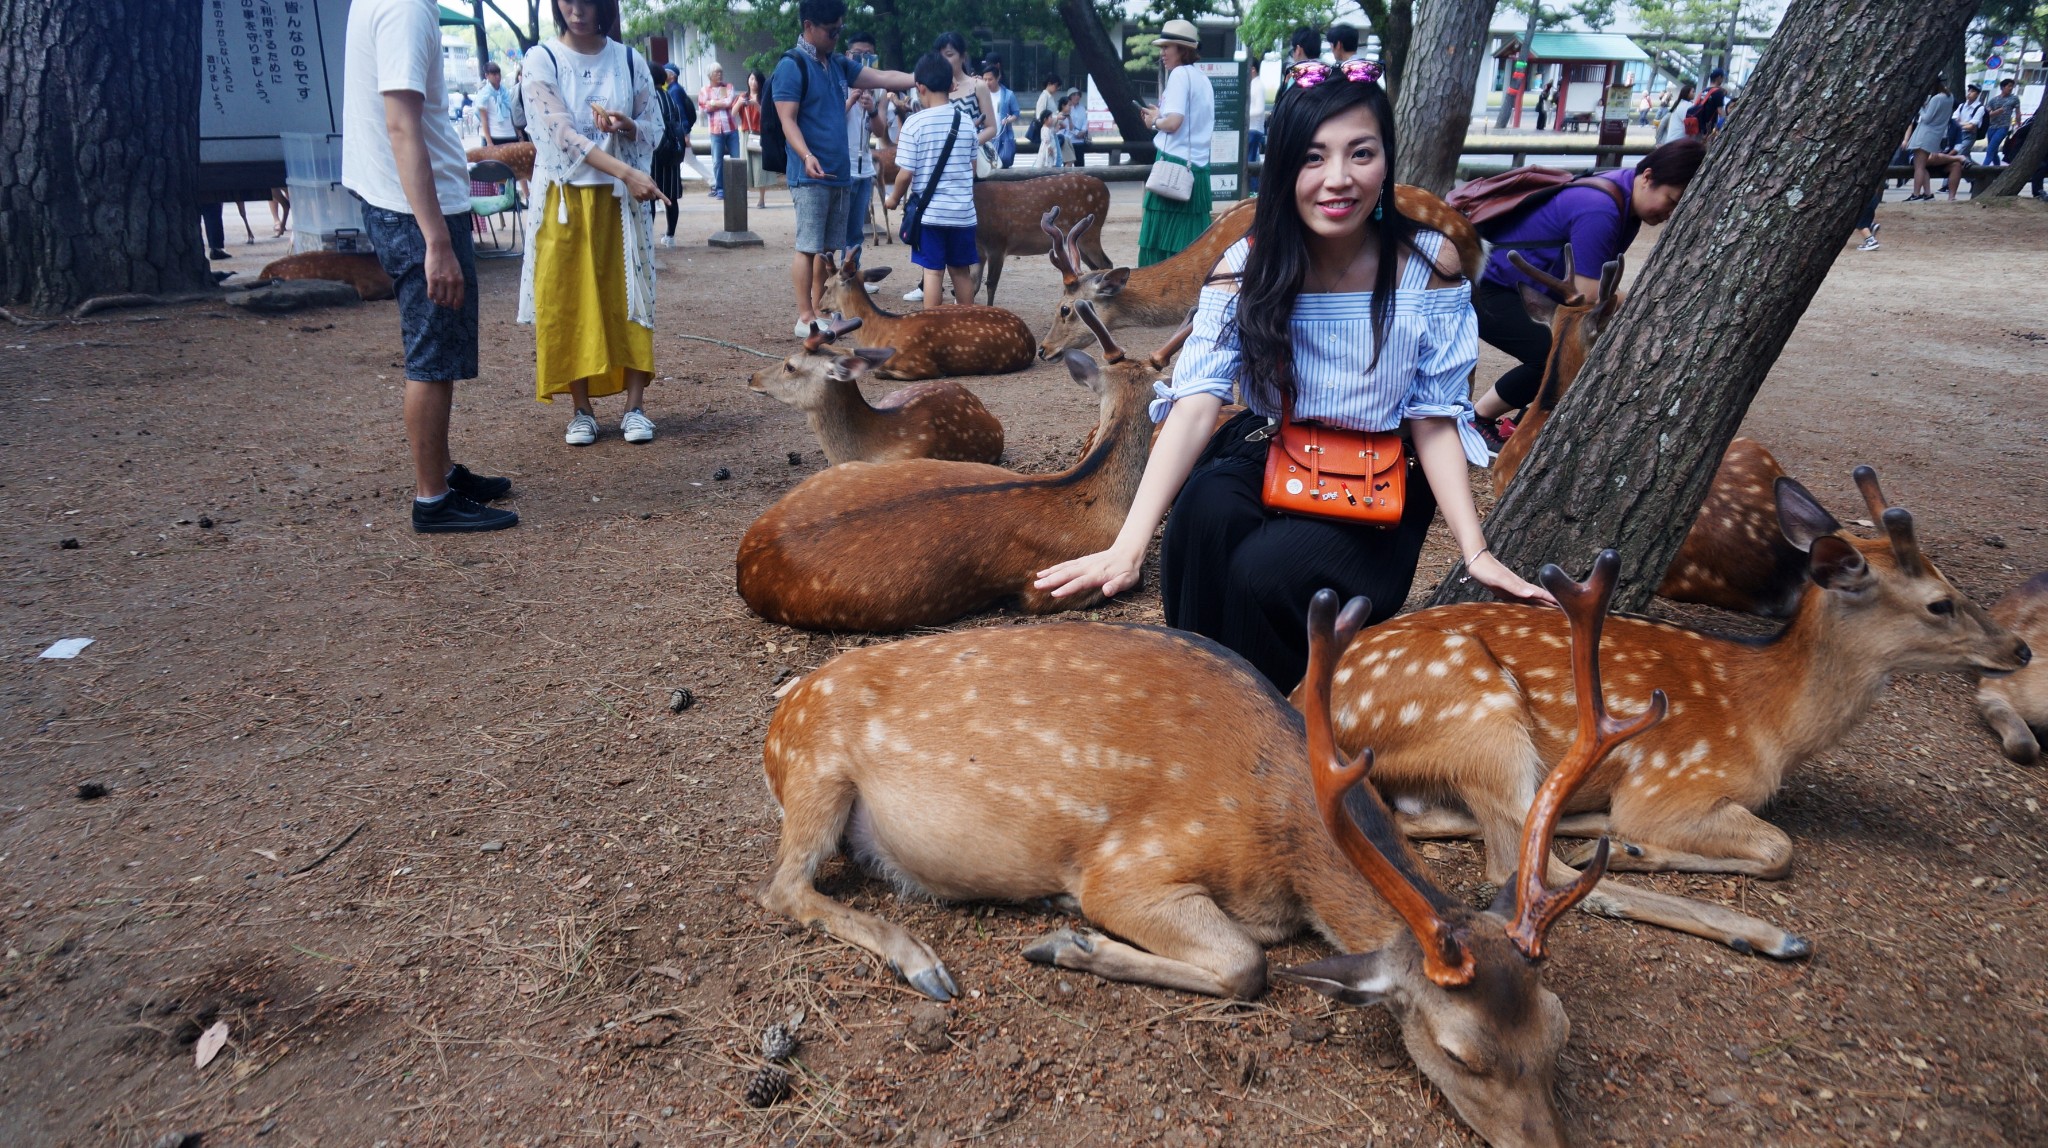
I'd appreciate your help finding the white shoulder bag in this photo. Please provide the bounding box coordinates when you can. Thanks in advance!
[1146,155,1194,202]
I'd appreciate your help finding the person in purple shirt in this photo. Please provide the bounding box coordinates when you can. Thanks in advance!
[1469,138,1706,444]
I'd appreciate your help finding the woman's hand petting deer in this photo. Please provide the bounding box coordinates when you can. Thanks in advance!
[1034,67,1553,690]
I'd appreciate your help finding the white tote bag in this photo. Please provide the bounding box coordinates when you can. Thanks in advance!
[1146,154,1194,202]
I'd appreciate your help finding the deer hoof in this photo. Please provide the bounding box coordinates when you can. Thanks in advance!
[1022,928,1096,967]
[899,963,958,1002]
[1767,933,1813,961]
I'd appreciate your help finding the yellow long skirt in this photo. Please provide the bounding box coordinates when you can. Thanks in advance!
[533,184,653,402]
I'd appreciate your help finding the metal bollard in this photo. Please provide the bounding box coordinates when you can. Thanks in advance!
[708,156,764,248]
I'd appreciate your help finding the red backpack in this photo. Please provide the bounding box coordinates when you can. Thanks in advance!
[1445,166,1625,228]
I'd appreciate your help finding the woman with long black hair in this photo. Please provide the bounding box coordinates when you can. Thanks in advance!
[1035,62,1552,690]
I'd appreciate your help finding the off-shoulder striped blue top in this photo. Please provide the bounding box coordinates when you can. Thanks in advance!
[1150,230,1489,467]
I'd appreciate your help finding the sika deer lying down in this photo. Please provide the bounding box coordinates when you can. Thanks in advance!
[748,319,1004,465]
[1313,469,2030,957]
[759,562,1689,1148]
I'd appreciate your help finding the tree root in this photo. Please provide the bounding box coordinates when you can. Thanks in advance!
[71,290,221,319]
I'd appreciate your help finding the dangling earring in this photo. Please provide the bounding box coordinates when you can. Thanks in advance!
[1372,187,1384,221]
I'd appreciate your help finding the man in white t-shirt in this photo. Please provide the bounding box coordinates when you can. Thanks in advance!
[885,53,981,310]
[342,0,517,533]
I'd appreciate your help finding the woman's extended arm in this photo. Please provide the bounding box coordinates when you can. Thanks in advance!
[1411,417,1556,605]
[975,81,998,146]
[1033,392,1224,599]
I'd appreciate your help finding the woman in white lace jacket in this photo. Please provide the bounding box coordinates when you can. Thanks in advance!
[518,0,669,446]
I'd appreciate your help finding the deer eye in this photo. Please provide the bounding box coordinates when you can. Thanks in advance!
[1059,305,1071,317]
[1928,599,1955,617]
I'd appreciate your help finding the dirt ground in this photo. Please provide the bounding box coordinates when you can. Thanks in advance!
[3,185,2045,1148]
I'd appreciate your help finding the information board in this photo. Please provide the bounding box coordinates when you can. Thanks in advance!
[202,0,351,166]
[1196,59,1246,201]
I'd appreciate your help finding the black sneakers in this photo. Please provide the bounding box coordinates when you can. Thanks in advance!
[413,491,518,533]
[447,463,512,501]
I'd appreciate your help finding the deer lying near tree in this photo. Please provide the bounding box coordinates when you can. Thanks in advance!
[815,254,1036,381]
[256,252,395,301]
[1035,186,1484,358]
[1979,571,2048,765]
[737,304,1185,632]
[760,562,1667,1148]
[748,319,1004,465]
[1494,250,1808,616]
[971,174,1112,305]
[1314,471,2030,957]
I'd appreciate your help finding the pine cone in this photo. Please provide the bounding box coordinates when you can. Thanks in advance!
[742,1064,789,1108]
[760,1022,798,1063]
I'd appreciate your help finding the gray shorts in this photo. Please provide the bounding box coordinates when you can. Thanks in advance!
[791,181,857,255]
[362,205,479,383]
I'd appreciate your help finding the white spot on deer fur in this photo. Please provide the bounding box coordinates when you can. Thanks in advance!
[1426,661,1449,677]
[1398,701,1424,725]
[1336,667,1355,684]
[1186,821,1207,836]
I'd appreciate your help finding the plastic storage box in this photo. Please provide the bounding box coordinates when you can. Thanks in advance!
[281,132,370,253]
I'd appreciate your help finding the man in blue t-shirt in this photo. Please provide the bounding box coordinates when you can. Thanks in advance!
[772,0,915,336]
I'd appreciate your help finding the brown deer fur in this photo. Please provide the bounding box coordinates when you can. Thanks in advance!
[1035,186,1483,358]
[758,568,1662,1148]
[748,321,1004,465]
[1978,572,2047,764]
[736,308,1183,632]
[465,141,535,182]
[972,174,1112,304]
[1492,252,1808,616]
[256,252,394,301]
[815,254,1036,380]
[1311,470,2030,958]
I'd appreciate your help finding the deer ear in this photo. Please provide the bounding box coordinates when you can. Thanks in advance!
[1097,267,1132,297]
[1806,534,1874,593]
[863,266,892,284]
[1275,952,1399,1008]
[1774,477,1842,553]
[826,356,863,382]
[1062,349,1107,395]
[854,346,895,365]
[1518,282,1560,326]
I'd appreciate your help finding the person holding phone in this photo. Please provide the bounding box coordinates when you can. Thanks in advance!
[519,0,671,446]
[1137,20,1214,266]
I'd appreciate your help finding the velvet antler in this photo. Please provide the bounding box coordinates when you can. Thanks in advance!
[1852,465,1926,576]
[1074,300,1126,364]
[1507,244,1582,304]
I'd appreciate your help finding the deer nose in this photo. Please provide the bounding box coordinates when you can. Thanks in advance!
[2016,641,2033,667]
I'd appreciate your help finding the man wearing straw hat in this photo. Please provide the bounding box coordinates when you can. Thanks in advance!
[1138,19,1214,266]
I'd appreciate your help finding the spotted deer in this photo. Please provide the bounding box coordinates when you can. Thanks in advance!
[465,140,535,182]
[1978,572,2047,764]
[816,253,1036,380]
[256,252,394,301]
[1494,250,1808,616]
[748,319,1004,465]
[759,564,1671,1148]
[736,304,1185,632]
[1036,186,1485,358]
[1314,471,2030,958]
[972,174,1112,304]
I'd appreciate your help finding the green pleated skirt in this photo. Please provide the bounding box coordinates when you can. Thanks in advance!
[1138,154,1214,267]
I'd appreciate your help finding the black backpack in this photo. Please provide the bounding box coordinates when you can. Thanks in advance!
[655,85,685,154]
[759,49,808,175]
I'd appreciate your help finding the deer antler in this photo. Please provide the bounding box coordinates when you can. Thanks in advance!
[1852,466,1925,576]
[1042,208,1078,286]
[1507,551,1668,962]
[802,323,830,353]
[1073,301,1127,364]
[1302,590,1476,988]
[1594,256,1624,309]
[1063,213,1095,274]
[1508,245,1582,303]
[1145,309,1198,371]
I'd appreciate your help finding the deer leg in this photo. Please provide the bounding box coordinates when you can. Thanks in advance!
[1024,883,1267,999]
[982,255,1002,305]
[1585,795,1795,879]
[757,773,960,1001]
[1395,805,1483,838]
[1978,688,2042,765]
[1540,855,1811,960]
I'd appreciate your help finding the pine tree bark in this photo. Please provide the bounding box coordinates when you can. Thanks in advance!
[1986,109,2048,196]
[1054,0,1154,160]
[1432,0,1980,611]
[0,0,211,313]
[1394,0,1500,195]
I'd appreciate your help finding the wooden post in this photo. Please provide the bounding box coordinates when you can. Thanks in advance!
[707,156,763,248]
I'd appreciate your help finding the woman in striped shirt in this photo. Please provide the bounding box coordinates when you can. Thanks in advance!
[1035,66,1553,690]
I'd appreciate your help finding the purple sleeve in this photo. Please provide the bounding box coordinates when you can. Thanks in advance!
[1563,188,1627,281]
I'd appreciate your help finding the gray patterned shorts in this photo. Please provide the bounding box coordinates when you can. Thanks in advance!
[363,206,480,382]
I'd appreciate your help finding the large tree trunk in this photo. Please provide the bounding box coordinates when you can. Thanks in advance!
[1986,110,2048,196]
[1358,0,1416,99]
[868,0,907,72]
[1432,0,1981,611]
[1055,0,1154,161]
[1394,0,1501,195]
[0,0,211,312]
[1493,2,1541,129]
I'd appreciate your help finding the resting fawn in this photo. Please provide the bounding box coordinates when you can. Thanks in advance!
[748,319,1004,465]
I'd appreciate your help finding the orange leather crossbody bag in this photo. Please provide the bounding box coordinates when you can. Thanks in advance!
[1255,397,1408,527]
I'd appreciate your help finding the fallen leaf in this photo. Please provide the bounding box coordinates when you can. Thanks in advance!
[773,675,804,699]
[195,1020,230,1068]
[252,849,279,862]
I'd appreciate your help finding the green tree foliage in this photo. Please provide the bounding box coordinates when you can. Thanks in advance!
[1501,0,1617,33]
[623,0,1071,74]
[1633,0,1772,78]
[1240,0,1338,59]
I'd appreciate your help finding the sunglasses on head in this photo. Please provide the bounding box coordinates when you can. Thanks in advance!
[1286,58,1382,89]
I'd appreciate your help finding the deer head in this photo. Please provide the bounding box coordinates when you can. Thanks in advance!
[1775,470,2031,678]
[1280,553,1665,1148]
[817,252,894,319]
[1509,247,1624,413]
[1039,207,1133,360]
[748,318,895,407]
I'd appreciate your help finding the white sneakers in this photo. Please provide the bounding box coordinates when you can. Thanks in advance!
[658,235,675,248]
[902,286,925,302]
[565,409,655,444]
[564,410,599,446]
[621,408,656,443]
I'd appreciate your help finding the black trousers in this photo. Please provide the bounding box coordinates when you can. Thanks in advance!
[1473,278,1552,411]
[200,202,226,253]
[1160,411,1439,693]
